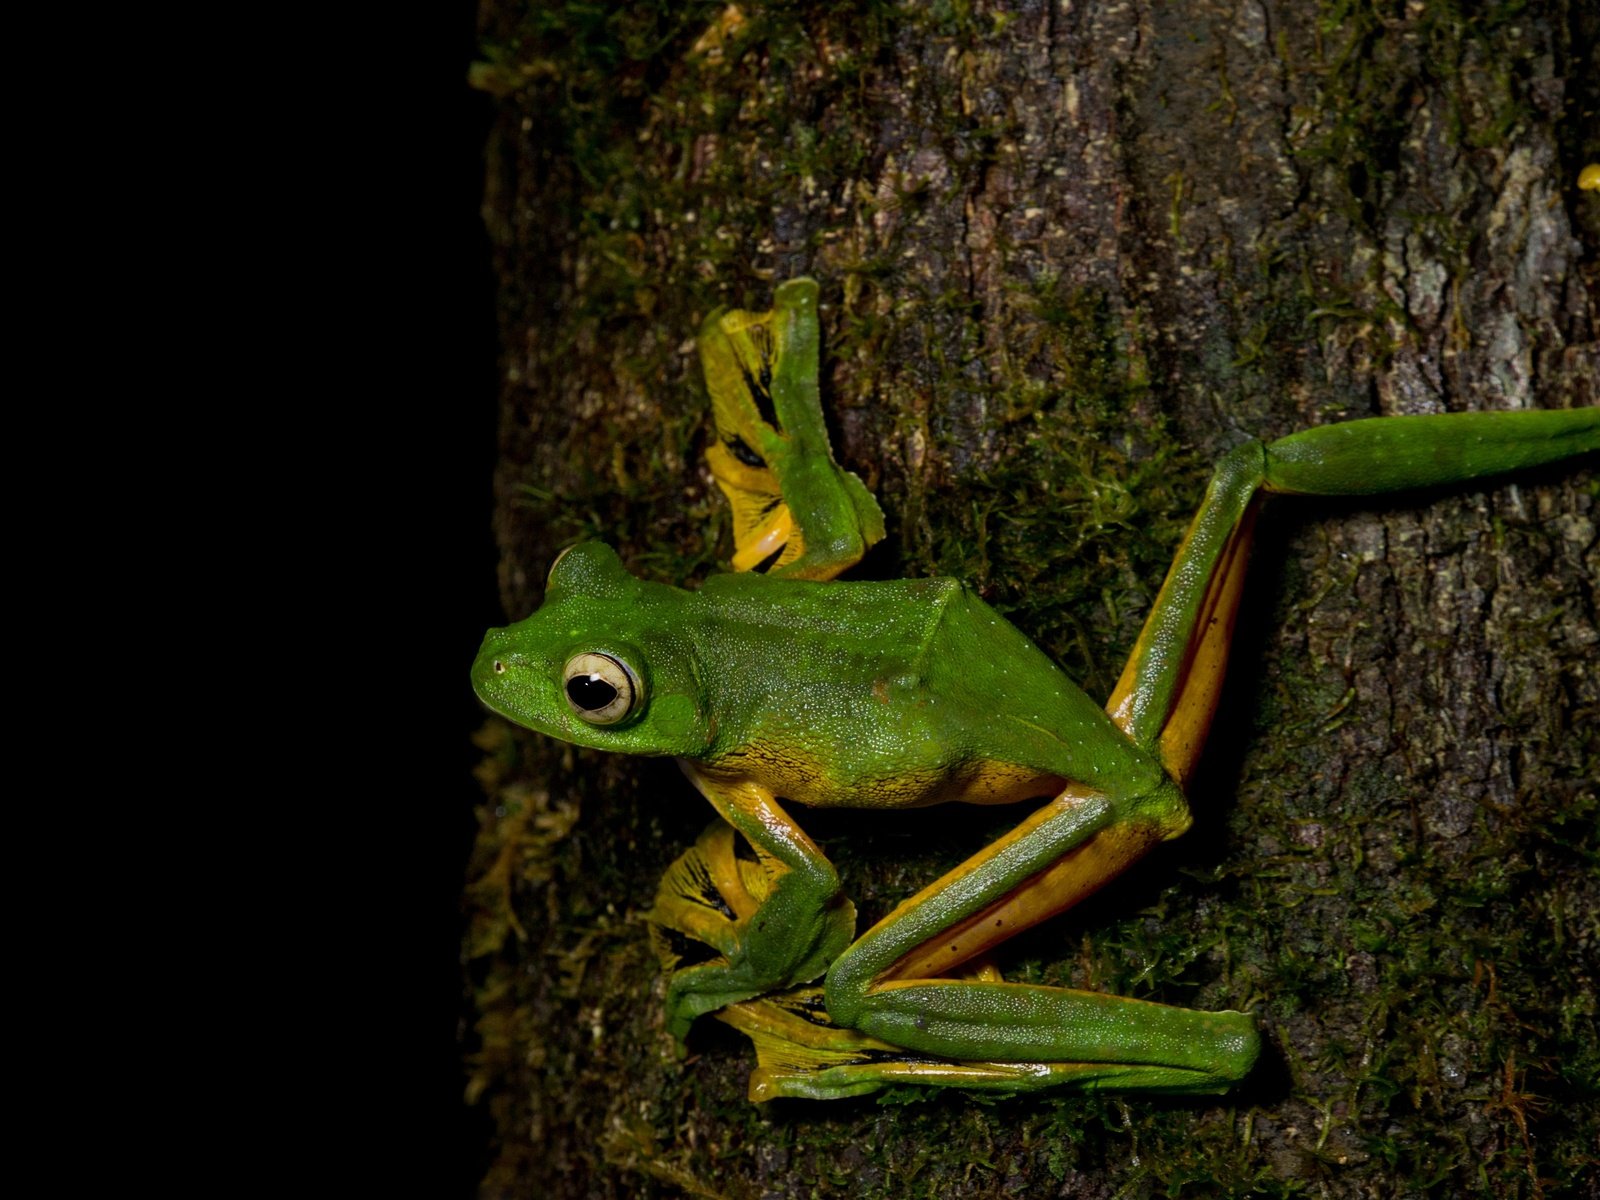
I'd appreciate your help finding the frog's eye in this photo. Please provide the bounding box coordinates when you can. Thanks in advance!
[562,652,642,725]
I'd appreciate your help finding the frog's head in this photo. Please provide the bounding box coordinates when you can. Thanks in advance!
[471,542,715,757]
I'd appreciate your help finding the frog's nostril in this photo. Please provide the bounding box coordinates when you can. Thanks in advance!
[493,660,506,674]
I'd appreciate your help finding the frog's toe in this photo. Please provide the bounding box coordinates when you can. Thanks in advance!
[647,821,768,970]
[649,825,787,1036]
[651,820,857,1037]
[662,963,770,1039]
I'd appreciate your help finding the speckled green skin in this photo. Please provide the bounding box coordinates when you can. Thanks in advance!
[473,542,1160,803]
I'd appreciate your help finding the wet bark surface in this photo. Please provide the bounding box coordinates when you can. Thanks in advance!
[463,2,1598,1195]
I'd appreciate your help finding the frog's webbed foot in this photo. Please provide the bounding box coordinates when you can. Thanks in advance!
[650,849,1049,1104]
[718,988,1243,1101]
[699,278,884,582]
[646,980,1233,1102]
[648,822,855,1040]
[648,826,1037,1100]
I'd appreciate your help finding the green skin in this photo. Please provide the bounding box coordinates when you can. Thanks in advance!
[473,281,1599,1098]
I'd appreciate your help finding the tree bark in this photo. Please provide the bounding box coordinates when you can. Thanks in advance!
[465,2,1598,1196]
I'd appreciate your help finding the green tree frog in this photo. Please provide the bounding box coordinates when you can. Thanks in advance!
[472,279,1598,1101]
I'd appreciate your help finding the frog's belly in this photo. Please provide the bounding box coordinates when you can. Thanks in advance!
[698,745,1067,810]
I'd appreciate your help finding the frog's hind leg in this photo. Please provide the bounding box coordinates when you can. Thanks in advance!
[798,441,1272,1090]
[819,772,1260,1095]
[1111,408,1599,777]
[655,823,1239,1101]
[815,409,1596,1098]
[810,438,1280,1093]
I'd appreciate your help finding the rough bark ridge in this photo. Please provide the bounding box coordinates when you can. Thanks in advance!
[465,2,1598,1196]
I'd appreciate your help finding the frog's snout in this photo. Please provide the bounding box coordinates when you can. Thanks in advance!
[481,634,509,673]
[471,628,516,696]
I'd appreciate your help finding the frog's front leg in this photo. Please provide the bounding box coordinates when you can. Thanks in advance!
[655,765,856,1038]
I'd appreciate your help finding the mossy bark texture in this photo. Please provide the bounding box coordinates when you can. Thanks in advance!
[465,2,1598,1196]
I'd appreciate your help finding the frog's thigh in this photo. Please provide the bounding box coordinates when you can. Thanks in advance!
[822,782,1255,1091]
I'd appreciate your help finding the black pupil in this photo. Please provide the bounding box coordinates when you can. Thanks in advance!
[567,673,619,711]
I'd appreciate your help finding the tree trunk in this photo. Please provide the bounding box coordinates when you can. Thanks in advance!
[464,3,1598,1196]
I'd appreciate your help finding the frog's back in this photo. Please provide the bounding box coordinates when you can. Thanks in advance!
[689,573,1155,808]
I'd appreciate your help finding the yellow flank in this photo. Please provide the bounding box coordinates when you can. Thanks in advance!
[1580,164,1600,191]
[699,743,831,805]
[944,758,1071,806]
[706,743,1064,811]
